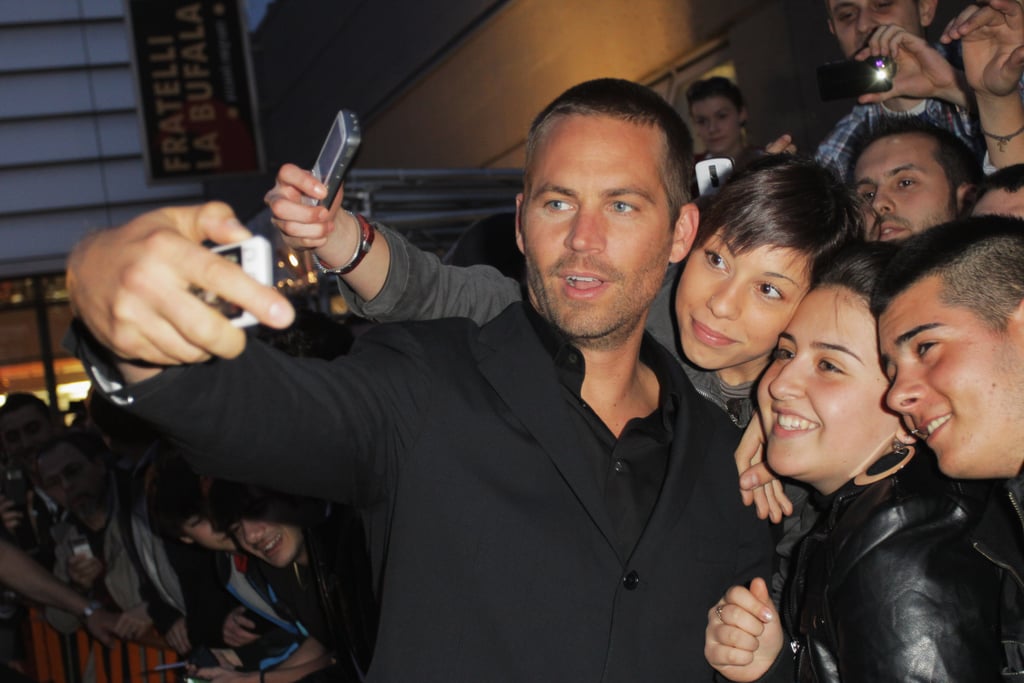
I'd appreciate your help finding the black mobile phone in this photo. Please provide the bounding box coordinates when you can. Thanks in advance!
[816,56,896,102]
[307,109,362,208]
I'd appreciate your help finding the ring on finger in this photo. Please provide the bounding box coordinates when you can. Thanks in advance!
[715,604,725,622]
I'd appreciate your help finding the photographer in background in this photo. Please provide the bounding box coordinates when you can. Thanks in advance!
[814,0,986,180]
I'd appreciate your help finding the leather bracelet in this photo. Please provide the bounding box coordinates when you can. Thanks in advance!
[313,212,375,275]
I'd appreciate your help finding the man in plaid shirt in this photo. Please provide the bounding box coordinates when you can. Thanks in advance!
[814,0,986,181]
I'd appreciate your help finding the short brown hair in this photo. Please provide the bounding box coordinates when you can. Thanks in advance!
[524,78,694,222]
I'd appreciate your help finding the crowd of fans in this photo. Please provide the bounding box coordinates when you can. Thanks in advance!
[5,0,1024,681]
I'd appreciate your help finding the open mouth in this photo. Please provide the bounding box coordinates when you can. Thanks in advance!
[922,413,951,439]
[875,222,909,242]
[566,275,604,290]
[260,532,283,558]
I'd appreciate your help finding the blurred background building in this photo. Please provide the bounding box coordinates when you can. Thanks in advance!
[0,0,962,413]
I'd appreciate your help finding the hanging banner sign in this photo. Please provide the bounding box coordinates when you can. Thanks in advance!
[125,0,264,181]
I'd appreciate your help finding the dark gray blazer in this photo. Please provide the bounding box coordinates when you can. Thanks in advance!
[80,303,773,682]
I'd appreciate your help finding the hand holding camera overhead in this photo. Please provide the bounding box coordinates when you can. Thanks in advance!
[851,24,970,109]
[67,110,368,379]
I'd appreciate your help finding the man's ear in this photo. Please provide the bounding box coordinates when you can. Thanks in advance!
[917,0,937,28]
[1007,296,1024,348]
[514,193,525,255]
[670,202,700,263]
[956,183,978,217]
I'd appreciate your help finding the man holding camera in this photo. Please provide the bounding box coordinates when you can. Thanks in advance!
[815,0,985,180]
[64,78,773,681]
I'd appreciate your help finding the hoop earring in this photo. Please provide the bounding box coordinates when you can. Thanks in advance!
[853,436,915,487]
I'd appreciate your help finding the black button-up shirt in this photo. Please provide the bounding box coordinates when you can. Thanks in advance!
[524,304,679,559]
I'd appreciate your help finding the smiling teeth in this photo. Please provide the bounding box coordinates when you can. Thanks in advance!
[776,414,817,431]
[567,276,598,284]
[924,414,951,436]
[262,534,281,554]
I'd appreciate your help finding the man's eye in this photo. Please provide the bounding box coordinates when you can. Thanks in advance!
[859,190,875,201]
[898,178,914,188]
[916,341,935,358]
[546,199,571,211]
[612,201,634,213]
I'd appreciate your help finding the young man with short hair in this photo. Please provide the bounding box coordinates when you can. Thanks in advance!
[872,215,1024,677]
[851,117,981,240]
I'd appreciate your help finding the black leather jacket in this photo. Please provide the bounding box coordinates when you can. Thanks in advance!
[970,472,1024,679]
[763,452,1004,682]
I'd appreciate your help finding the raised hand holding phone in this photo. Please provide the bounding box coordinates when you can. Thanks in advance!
[304,109,362,209]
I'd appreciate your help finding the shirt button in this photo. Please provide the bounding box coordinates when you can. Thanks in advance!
[613,459,627,474]
[622,570,640,590]
[567,352,579,365]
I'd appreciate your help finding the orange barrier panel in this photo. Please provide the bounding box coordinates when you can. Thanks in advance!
[20,607,180,683]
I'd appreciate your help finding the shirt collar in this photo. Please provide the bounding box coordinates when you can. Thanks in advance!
[521,301,680,434]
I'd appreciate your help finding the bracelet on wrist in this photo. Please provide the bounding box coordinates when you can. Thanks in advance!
[313,212,375,276]
[82,600,102,619]
[981,122,1024,153]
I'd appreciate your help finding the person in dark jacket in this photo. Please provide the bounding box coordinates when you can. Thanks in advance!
[873,215,1024,678]
[204,480,377,682]
[706,243,1005,681]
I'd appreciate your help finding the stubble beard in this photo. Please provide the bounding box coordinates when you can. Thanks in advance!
[525,253,661,351]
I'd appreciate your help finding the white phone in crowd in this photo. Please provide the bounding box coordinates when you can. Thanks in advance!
[695,157,735,197]
[70,535,94,560]
[193,235,274,327]
[305,109,362,208]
